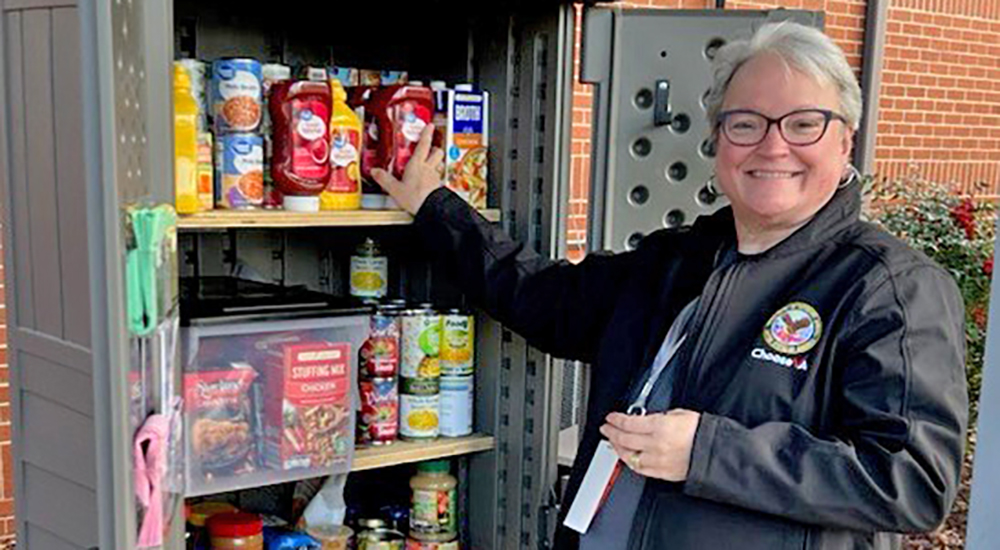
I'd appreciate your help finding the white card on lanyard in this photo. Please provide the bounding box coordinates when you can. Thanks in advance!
[563,440,623,534]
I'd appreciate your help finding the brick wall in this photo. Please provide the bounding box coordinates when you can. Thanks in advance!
[875,1,1000,194]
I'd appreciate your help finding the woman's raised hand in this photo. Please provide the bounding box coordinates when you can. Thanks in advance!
[371,124,445,215]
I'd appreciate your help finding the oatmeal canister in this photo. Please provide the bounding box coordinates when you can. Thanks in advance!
[439,311,473,377]
[400,308,441,380]
[216,133,264,208]
[358,377,399,445]
[212,58,263,133]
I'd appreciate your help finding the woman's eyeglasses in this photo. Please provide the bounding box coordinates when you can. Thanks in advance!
[716,109,848,147]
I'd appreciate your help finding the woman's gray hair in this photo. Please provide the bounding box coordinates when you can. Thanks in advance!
[704,21,863,131]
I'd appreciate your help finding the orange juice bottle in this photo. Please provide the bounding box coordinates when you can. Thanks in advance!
[173,63,201,214]
[321,79,363,210]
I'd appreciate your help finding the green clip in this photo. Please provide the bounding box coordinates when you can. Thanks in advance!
[126,204,177,336]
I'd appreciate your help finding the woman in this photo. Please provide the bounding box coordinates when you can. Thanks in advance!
[372,22,967,550]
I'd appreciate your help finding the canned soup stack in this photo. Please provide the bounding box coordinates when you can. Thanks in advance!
[211,58,267,209]
[358,303,474,446]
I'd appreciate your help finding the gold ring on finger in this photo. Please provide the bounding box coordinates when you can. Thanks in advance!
[629,451,642,471]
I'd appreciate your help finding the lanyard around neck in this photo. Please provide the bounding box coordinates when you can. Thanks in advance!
[626,297,699,416]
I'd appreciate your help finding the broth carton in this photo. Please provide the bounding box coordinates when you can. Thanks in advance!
[443,84,489,209]
[260,339,352,471]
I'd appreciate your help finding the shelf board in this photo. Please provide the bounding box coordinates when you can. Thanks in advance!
[178,209,501,229]
[186,435,494,497]
[352,434,495,472]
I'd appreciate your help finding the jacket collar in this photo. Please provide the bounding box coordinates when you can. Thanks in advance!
[694,184,863,260]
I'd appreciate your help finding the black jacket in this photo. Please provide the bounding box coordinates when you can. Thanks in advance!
[414,185,968,550]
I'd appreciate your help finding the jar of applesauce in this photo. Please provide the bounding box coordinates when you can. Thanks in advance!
[409,460,457,543]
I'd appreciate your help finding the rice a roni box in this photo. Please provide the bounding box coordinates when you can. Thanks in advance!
[444,84,489,209]
[261,340,352,471]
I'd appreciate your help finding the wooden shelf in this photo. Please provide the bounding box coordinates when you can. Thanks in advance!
[186,435,494,497]
[352,434,495,472]
[178,209,501,229]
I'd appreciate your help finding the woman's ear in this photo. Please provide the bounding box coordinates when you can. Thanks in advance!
[840,127,855,160]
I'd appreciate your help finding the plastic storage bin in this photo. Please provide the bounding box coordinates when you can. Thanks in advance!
[181,279,371,497]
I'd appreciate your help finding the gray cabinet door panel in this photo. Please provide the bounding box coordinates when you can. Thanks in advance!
[16,328,91,376]
[24,524,87,550]
[21,8,65,337]
[21,391,97,490]
[23,463,98,544]
[52,6,91,348]
[582,8,821,253]
[20,352,94,417]
[3,10,36,330]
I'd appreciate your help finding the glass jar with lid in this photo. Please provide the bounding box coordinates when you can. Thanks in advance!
[409,460,458,543]
[206,512,264,549]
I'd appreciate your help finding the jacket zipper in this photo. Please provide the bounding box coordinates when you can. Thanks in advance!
[677,259,744,405]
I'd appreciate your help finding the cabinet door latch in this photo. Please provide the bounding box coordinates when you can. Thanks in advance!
[653,79,672,127]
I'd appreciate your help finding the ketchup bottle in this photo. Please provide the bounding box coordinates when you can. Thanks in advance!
[269,80,332,212]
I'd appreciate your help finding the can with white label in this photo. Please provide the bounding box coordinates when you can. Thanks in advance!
[400,392,440,440]
[439,376,473,438]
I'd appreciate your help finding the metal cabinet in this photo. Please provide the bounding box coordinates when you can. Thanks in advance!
[9,2,996,550]
[0,1,574,547]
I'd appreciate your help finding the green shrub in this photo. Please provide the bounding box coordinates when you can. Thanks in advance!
[867,177,995,421]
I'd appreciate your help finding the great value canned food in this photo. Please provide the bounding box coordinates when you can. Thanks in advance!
[358,377,399,445]
[439,311,473,377]
[400,309,441,380]
[439,376,473,438]
[360,307,402,378]
[212,58,263,133]
[400,393,439,440]
[215,133,264,208]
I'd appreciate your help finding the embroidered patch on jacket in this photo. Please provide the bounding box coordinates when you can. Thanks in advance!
[750,347,809,371]
[762,301,823,355]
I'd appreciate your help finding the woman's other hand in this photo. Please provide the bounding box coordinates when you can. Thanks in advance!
[371,124,445,215]
[600,409,701,482]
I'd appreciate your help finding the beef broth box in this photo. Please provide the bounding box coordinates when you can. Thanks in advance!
[262,341,352,470]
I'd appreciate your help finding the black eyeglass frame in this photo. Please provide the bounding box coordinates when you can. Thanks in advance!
[714,108,850,147]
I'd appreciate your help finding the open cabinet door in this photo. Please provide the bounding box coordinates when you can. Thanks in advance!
[581,7,822,253]
[0,0,178,547]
